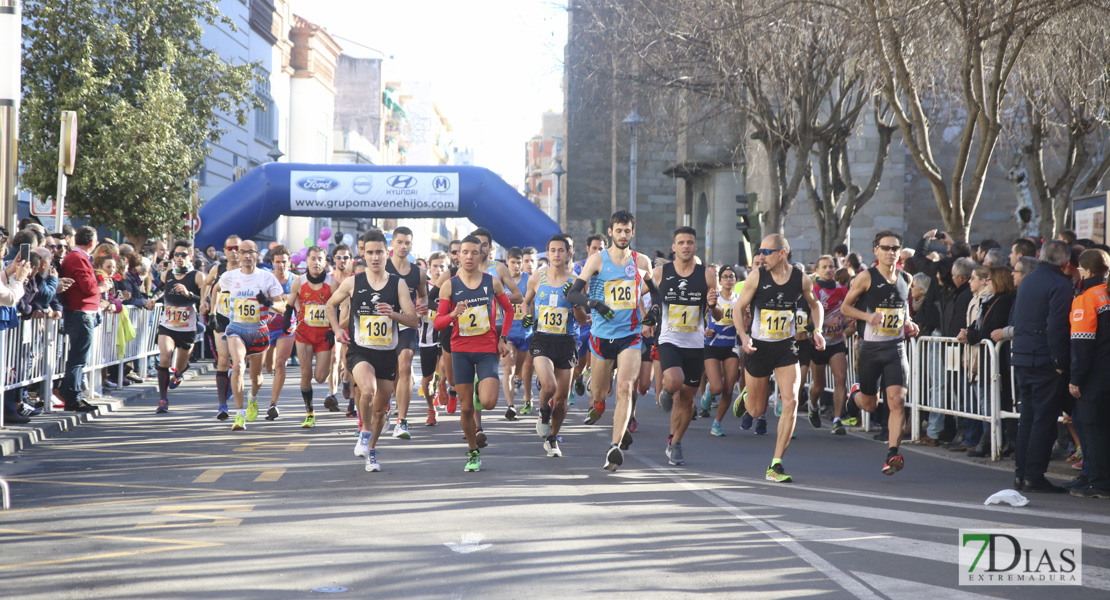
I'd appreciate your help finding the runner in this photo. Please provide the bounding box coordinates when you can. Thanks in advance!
[330,244,356,416]
[433,235,515,472]
[515,246,538,413]
[566,211,660,471]
[807,254,854,435]
[384,226,429,441]
[840,231,919,475]
[523,235,587,456]
[418,251,450,426]
[154,240,205,413]
[501,247,533,420]
[733,234,826,483]
[651,227,722,465]
[200,235,240,420]
[573,234,606,409]
[290,245,338,428]
[214,240,286,431]
[328,230,418,472]
[260,245,297,421]
[704,265,741,437]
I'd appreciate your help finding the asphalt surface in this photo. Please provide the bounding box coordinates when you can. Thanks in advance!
[1,361,1108,599]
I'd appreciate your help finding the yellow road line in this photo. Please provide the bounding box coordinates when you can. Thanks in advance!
[0,477,254,494]
[193,468,286,483]
[0,528,222,571]
[0,492,251,514]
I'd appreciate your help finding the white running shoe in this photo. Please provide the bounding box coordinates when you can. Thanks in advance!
[354,434,370,458]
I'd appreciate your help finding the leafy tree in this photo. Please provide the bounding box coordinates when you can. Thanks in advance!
[20,0,259,246]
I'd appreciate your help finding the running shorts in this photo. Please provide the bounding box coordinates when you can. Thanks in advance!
[451,351,499,386]
[347,345,398,382]
[743,338,798,379]
[419,345,441,378]
[508,334,531,353]
[395,328,418,355]
[589,334,641,361]
[857,340,909,395]
[224,324,270,356]
[641,336,656,362]
[811,341,847,366]
[529,333,579,371]
[703,345,740,362]
[658,343,705,387]
[157,326,195,351]
[796,338,814,366]
[295,325,334,354]
[441,324,453,353]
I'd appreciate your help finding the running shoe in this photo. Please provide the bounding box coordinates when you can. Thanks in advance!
[568,391,576,405]
[265,405,280,421]
[544,436,562,457]
[658,389,674,412]
[536,419,552,438]
[432,392,442,407]
[394,419,411,440]
[620,429,634,451]
[18,403,42,417]
[168,369,183,390]
[711,422,726,437]
[465,450,481,472]
[247,398,259,422]
[666,442,685,466]
[740,412,753,430]
[343,380,351,398]
[732,389,747,419]
[216,403,229,421]
[698,408,710,418]
[520,401,533,416]
[755,416,767,435]
[505,405,518,421]
[574,375,586,397]
[323,395,340,412]
[476,430,488,448]
[1067,447,1083,463]
[365,449,381,472]
[446,392,458,414]
[346,400,357,418]
[628,416,638,433]
[155,399,169,414]
[882,453,904,476]
[301,413,316,428]
[808,405,822,429]
[841,416,859,427]
[603,444,623,472]
[426,408,437,426]
[232,414,246,431]
[700,390,713,412]
[513,378,523,394]
[354,434,370,457]
[831,420,846,435]
[584,401,606,425]
[765,463,793,483]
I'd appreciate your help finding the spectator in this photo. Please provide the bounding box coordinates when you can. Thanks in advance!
[953,266,993,452]
[28,247,63,318]
[0,255,33,423]
[1066,249,1110,498]
[118,253,154,310]
[909,272,939,334]
[833,243,849,268]
[59,226,103,412]
[950,241,972,259]
[899,248,917,275]
[845,252,863,276]
[1010,239,1072,493]
[976,239,1000,262]
[49,232,68,265]
[1058,229,1078,245]
[1010,238,1037,268]
[983,248,1007,267]
[94,254,124,315]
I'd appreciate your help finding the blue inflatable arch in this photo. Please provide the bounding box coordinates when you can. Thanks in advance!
[195,163,560,250]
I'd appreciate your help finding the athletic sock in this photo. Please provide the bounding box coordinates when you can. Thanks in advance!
[540,407,552,424]
[887,446,900,458]
[216,371,229,404]
[237,409,246,417]
[771,457,783,467]
[833,417,841,423]
[845,393,860,418]
[156,366,170,397]
[713,419,721,427]
[301,388,314,412]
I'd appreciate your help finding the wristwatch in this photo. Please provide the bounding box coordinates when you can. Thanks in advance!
[499,335,509,342]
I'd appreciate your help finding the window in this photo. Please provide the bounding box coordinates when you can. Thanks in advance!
[254,72,275,143]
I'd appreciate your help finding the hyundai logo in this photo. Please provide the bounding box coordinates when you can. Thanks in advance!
[387,175,418,189]
[296,176,340,192]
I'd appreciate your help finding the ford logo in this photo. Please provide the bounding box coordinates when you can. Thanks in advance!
[296,176,341,192]
[387,175,418,189]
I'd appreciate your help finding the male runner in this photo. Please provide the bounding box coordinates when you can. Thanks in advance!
[419,252,449,425]
[384,226,429,440]
[573,234,606,407]
[840,230,919,475]
[154,240,205,413]
[200,235,239,420]
[261,245,297,421]
[516,246,539,412]
[328,230,418,472]
[215,240,286,431]
[566,211,660,471]
[447,239,461,268]
[330,244,356,416]
[290,245,338,427]
[733,234,826,483]
[501,247,533,419]
[523,235,587,456]
[433,235,514,472]
[651,227,722,465]
[807,254,854,435]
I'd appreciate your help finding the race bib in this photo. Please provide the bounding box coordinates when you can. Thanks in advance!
[718,305,734,327]
[459,306,491,337]
[667,305,699,333]
[875,307,904,338]
[356,314,393,347]
[795,309,809,331]
[513,303,525,321]
[217,292,232,316]
[304,304,328,328]
[604,280,636,310]
[823,314,843,336]
[164,305,192,328]
[232,298,260,324]
[758,309,793,341]
[537,306,568,335]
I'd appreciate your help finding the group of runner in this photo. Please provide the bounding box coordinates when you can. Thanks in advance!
[150,213,917,481]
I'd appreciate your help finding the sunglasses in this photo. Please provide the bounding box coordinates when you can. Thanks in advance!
[48,244,63,249]
[449,250,459,255]
[334,255,351,260]
[758,248,783,256]
[877,244,902,253]
[173,252,189,258]
[225,245,239,252]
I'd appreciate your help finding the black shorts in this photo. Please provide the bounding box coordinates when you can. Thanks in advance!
[641,336,656,362]
[395,328,418,355]
[811,341,847,366]
[857,340,908,395]
[441,324,453,353]
[347,345,399,382]
[215,313,230,334]
[419,345,441,378]
[452,351,499,386]
[744,339,798,379]
[658,343,705,387]
[589,334,641,361]
[223,324,270,356]
[703,345,740,362]
[158,326,195,351]
[530,333,579,371]
[796,338,814,365]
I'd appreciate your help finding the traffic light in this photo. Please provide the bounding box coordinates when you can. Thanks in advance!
[735,193,754,232]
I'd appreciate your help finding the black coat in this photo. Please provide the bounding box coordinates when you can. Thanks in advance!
[1010,262,1071,370]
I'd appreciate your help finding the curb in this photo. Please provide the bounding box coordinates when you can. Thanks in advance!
[0,363,216,457]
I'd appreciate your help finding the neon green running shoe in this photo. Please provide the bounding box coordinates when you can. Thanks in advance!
[841,416,859,427]
[301,413,316,428]
[232,414,246,431]
[765,463,793,483]
[247,398,259,422]
[464,450,481,472]
[732,388,748,419]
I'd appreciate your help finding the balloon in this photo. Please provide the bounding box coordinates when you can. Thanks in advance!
[317,238,329,248]
[343,234,354,246]
[304,237,314,248]
[269,241,278,250]
[320,227,332,240]
[298,261,307,269]
[298,247,308,256]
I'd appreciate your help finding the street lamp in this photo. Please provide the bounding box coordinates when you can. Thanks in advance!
[0,0,22,235]
[622,108,644,222]
[266,140,284,163]
[551,159,566,231]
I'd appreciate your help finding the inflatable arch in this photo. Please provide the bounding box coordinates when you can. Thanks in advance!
[195,163,561,250]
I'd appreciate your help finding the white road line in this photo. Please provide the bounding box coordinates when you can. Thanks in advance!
[852,572,1007,600]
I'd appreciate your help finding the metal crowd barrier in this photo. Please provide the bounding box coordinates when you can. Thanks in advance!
[0,305,165,428]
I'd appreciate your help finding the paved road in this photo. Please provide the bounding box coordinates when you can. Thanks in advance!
[1,364,1108,599]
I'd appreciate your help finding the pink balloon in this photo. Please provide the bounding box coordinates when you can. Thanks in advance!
[320,227,332,240]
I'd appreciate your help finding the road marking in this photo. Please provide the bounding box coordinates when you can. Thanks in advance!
[0,528,221,571]
[0,476,247,494]
[444,533,492,554]
[853,572,1005,599]
[234,441,309,452]
[137,504,254,528]
[193,468,286,483]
